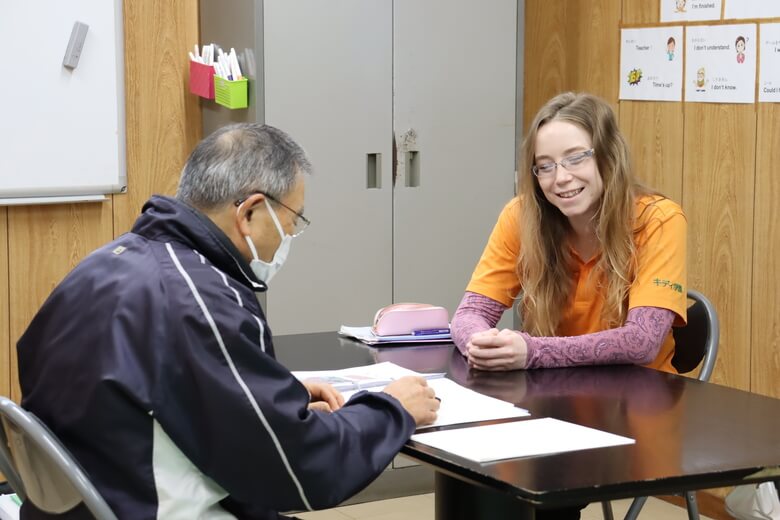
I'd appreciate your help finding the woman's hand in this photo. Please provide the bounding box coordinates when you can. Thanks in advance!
[467,328,528,371]
[302,380,345,413]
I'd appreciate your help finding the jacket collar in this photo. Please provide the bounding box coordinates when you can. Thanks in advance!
[132,195,267,292]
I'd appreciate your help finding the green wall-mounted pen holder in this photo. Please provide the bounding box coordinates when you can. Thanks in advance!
[214,76,248,109]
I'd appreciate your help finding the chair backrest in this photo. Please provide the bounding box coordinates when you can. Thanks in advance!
[671,289,720,382]
[0,397,118,520]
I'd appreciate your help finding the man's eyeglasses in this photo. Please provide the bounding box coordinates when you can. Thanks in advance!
[235,191,311,237]
[531,148,595,178]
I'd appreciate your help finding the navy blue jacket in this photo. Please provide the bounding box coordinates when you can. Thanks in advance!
[18,196,415,519]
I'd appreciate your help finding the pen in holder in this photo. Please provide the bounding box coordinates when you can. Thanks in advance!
[189,60,215,99]
[214,76,248,109]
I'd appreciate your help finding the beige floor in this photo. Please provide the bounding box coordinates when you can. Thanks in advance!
[296,494,716,520]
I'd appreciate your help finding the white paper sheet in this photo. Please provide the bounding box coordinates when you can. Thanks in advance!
[759,24,780,102]
[620,26,684,101]
[341,377,529,430]
[293,361,442,391]
[725,1,780,20]
[660,0,723,22]
[411,418,635,463]
[295,362,530,429]
[685,24,757,103]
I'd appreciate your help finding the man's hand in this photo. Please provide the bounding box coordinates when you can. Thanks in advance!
[303,380,345,413]
[467,328,528,371]
[382,376,440,426]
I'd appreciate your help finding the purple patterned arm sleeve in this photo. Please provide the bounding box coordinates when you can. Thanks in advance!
[522,306,675,369]
[451,292,509,355]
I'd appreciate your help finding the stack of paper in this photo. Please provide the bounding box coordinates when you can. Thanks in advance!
[339,325,451,344]
[411,418,635,463]
[293,361,445,392]
[292,362,529,430]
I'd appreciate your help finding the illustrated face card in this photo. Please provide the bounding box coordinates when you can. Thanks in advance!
[685,24,757,103]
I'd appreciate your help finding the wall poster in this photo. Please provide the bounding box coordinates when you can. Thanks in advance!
[685,24,757,103]
[620,26,684,101]
[759,23,780,102]
[725,1,780,20]
[661,0,723,22]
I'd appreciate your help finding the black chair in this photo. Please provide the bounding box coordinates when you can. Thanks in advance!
[602,289,719,520]
[0,396,118,519]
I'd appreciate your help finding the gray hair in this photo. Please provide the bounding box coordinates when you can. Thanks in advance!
[175,123,312,210]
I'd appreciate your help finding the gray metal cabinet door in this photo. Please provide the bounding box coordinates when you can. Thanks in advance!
[392,0,518,318]
[264,0,394,334]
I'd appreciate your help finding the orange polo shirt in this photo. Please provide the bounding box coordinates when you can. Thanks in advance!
[465,195,687,373]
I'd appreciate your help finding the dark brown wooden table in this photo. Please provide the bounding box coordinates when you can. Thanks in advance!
[274,332,780,519]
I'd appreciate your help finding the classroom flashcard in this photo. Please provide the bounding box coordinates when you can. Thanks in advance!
[759,24,780,102]
[620,27,684,101]
[685,24,757,103]
[725,1,780,20]
[661,0,723,22]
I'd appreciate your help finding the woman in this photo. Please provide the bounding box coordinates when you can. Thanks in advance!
[736,35,746,64]
[451,92,687,372]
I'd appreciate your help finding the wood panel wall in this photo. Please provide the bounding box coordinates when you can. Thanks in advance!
[752,102,780,399]
[619,102,684,202]
[7,204,114,400]
[118,0,202,235]
[525,0,779,398]
[523,0,621,128]
[0,0,201,401]
[684,104,755,391]
[0,208,8,399]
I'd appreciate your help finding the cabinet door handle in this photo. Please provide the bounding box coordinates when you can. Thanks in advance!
[396,128,420,188]
[366,153,381,189]
[404,150,420,188]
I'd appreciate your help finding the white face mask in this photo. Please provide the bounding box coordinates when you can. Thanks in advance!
[242,198,293,283]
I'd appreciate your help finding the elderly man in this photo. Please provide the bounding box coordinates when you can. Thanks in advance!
[17,124,439,519]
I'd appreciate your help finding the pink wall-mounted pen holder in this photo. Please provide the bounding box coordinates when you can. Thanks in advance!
[189,60,215,99]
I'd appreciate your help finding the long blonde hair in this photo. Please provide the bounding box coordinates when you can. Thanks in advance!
[518,92,654,336]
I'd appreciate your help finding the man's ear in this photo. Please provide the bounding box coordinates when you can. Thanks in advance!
[235,193,266,236]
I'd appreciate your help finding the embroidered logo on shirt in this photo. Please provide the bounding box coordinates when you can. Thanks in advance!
[112,246,127,255]
[653,278,683,293]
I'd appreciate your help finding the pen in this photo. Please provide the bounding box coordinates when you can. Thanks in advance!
[412,328,450,336]
[229,48,242,79]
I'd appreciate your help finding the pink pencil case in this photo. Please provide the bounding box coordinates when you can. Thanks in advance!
[372,303,450,336]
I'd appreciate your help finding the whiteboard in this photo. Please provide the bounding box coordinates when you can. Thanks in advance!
[0,0,126,203]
